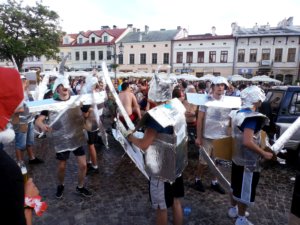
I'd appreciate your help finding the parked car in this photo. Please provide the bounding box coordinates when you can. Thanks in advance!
[264,86,300,165]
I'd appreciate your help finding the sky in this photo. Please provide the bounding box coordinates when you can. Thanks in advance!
[2,0,300,35]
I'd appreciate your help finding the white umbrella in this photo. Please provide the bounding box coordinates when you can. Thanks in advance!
[198,74,215,81]
[250,75,282,84]
[228,74,249,82]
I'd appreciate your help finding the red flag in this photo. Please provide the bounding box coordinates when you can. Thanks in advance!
[0,67,24,130]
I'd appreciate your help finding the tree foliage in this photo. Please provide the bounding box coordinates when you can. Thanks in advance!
[0,0,63,70]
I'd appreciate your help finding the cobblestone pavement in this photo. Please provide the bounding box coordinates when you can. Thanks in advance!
[4,126,296,225]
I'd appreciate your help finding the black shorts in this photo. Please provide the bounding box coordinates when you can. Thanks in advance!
[231,162,260,205]
[87,130,98,145]
[56,146,85,161]
[149,176,184,209]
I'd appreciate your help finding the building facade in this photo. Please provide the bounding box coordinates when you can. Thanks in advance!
[232,17,300,84]
[117,25,187,73]
[172,27,235,77]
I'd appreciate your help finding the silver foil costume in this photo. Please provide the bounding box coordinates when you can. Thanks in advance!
[231,110,269,172]
[140,98,188,182]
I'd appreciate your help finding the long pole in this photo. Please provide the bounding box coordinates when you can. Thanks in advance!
[114,46,117,84]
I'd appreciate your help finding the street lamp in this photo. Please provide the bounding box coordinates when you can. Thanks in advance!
[107,42,124,83]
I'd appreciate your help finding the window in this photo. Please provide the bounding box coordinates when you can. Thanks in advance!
[78,38,83,44]
[163,53,169,64]
[140,53,146,64]
[274,48,283,62]
[91,37,95,43]
[75,52,80,61]
[176,52,183,63]
[209,51,216,63]
[287,48,296,62]
[107,51,111,60]
[249,49,257,62]
[197,51,204,63]
[152,53,157,64]
[262,48,270,60]
[83,51,87,60]
[103,36,108,42]
[289,92,300,115]
[220,51,228,63]
[237,49,245,62]
[129,54,135,64]
[165,44,168,47]
[90,51,95,60]
[98,51,103,60]
[118,55,123,65]
[186,52,193,63]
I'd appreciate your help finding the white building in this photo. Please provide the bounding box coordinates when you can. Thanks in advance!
[232,17,300,84]
[172,26,235,77]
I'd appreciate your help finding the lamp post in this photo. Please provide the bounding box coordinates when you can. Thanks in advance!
[107,42,124,83]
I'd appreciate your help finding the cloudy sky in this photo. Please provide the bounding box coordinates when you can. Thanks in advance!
[2,0,300,35]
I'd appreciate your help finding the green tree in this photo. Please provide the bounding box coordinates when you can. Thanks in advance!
[0,0,63,70]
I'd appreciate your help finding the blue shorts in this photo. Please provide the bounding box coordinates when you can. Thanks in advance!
[15,122,34,150]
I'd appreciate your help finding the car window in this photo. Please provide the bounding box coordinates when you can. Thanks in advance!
[289,92,300,115]
[267,91,283,113]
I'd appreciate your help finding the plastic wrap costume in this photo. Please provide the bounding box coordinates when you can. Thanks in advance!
[47,107,85,153]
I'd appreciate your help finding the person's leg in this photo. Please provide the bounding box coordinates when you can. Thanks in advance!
[172,198,183,225]
[15,132,26,162]
[57,160,67,185]
[76,155,87,187]
[156,208,168,225]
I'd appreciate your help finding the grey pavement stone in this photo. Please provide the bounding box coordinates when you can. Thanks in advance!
[3,120,296,225]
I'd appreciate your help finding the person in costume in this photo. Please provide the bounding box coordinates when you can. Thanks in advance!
[194,76,229,194]
[228,85,273,225]
[0,67,46,225]
[35,76,92,199]
[127,75,187,225]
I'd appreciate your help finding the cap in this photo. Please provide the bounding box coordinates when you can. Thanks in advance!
[240,85,266,108]
[148,75,175,102]
[52,76,70,92]
[212,76,229,87]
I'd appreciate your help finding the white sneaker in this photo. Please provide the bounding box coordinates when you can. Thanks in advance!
[235,217,254,225]
[228,206,250,218]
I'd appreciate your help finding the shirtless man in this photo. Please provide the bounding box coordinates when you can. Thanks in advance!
[118,82,142,124]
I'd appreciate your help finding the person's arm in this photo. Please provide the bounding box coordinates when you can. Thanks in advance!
[243,128,273,160]
[35,114,51,132]
[128,128,157,151]
[24,178,39,225]
[131,93,142,119]
[195,110,205,146]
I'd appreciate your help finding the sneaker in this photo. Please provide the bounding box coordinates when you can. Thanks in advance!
[228,206,250,218]
[29,157,44,164]
[76,186,92,197]
[56,185,64,199]
[194,180,205,192]
[87,166,99,175]
[211,182,225,194]
[235,217,253,225]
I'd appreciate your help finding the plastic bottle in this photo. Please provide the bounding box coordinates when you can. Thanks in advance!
[183,206,191,217]
[17,161,28,183]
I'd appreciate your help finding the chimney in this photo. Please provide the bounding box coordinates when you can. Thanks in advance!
[177,26,182,30]
[145,25,149,34]
[211,26,216,36]
[133,28,136,32]
[113,25,117,29]
[160,28,166,31]
[101,25,110,30]
[265,22,270,30]
[137,28,140,32]
[253,23,258,32]
[127,24,133,28]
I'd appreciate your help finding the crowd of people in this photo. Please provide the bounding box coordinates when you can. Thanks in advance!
[0,67,299,225]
